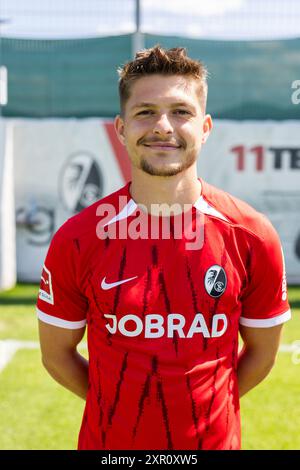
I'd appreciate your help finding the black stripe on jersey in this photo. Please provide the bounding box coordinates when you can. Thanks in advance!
[107,352,128,427]
[141,267,152,318]
[73,238,80,253]
[132,374,151,440]
[152,355,158,374]
[239,245,252,300]
[158,270,171,313]
[204,296,221,351]
[151,244,158,266]
[169,217,175,240]
[113,247,127,315]
[185,258,199,314]
[87,274,113,346]
[231,338,238,375]
[204,349,221,433]
[156,377,173,450]
[95,359,106,448]
[104,235,110,249]
[103,352,129,448]
[225,338,238,437]
[132,356,157,442]
[185,257,206,354]
[186,374,203,450]
[158,270,178,356]
[96,359,104,429]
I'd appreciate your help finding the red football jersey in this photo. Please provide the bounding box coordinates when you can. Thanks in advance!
[36,179,290,450]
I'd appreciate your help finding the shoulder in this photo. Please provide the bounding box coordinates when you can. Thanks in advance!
[201,179,277,243]
[53,182,130,243]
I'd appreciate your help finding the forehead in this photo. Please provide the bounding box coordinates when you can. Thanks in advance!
[126,74,200,107]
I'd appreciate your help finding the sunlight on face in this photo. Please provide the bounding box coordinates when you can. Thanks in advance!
[115,74,212,177]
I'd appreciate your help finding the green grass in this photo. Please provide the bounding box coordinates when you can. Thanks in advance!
[241,286,300,449]
[0,284,299,449]
[0,350,84,450]
[0,284,39,341]
[241,353,300,449]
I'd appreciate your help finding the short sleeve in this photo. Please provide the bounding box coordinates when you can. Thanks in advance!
[239,217,291,328]
[36,226,88,329]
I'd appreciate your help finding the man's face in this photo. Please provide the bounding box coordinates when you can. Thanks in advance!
[115,74,212,177]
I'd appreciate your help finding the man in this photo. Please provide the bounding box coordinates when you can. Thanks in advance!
[37,46,291,450]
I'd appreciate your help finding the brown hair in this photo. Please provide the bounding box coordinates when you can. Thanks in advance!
[118,45,208,115]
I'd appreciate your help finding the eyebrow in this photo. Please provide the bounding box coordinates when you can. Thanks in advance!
[131,102,156,109]
[132,101,196,111]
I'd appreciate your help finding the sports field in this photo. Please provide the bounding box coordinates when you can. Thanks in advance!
[0,284,299,450]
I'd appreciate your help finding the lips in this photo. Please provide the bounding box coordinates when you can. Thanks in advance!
[143,142,181,149]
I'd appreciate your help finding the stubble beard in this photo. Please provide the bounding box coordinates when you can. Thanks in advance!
[139,150,197,177]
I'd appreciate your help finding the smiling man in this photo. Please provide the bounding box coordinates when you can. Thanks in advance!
[116,74,210,177]
[37,46,291,450]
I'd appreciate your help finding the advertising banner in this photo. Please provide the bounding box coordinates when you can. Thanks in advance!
[0,119,16,290]
[12,118,127,282]
[11,119,300,283]
[199,120,300,284]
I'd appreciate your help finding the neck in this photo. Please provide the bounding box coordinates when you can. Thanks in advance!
[129,165,201,215]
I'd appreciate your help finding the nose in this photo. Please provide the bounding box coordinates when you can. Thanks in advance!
[152,113,173,135]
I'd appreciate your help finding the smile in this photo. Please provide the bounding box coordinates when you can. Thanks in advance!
[143,143,181,150]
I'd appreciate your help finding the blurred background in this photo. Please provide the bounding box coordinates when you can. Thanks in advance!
[0,0,300,450]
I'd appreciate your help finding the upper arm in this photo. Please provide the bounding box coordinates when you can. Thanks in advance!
[239,323,283,361]
[38,319,86,364]
[36,226,88,360]
[240,217,291,328]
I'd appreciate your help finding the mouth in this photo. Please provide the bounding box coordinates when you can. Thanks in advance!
[143,142,181,151]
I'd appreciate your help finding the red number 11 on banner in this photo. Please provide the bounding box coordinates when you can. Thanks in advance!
[231,145,264,171]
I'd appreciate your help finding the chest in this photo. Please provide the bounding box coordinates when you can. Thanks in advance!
[85,227,247,332]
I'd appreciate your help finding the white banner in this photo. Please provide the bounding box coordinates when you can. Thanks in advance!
[0,119,16,291]
[198,120,300,284]
[10,118,300,284]
[12,118,126,282]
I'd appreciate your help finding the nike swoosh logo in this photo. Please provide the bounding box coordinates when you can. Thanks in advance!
[101,275,138,290]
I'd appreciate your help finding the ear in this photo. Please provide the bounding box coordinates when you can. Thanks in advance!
[114,115,126,146]
[202,114,213,143]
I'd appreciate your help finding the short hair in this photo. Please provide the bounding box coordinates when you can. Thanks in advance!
[118,45,208,115]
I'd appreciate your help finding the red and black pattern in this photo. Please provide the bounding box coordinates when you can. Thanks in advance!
[104,352,129,446]
[132,356,157,441]
[37,180,290,450]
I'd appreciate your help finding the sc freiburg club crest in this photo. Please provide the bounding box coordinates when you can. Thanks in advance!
[204,265,227,298]
[60,152,103,213]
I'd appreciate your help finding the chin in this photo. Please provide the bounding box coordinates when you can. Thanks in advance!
[139,154,196,177]
[141,162,185,177]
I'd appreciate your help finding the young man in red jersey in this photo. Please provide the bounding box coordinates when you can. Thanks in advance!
[37,46,291,450]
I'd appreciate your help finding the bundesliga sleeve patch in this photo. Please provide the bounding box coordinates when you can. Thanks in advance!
[38,265,54,305]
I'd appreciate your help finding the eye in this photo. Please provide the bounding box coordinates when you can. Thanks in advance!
[173,109,191,115]
[136,109,154,116]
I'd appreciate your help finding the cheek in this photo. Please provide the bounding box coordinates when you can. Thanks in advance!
[125,122,147,142]
[179,123,202,146]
